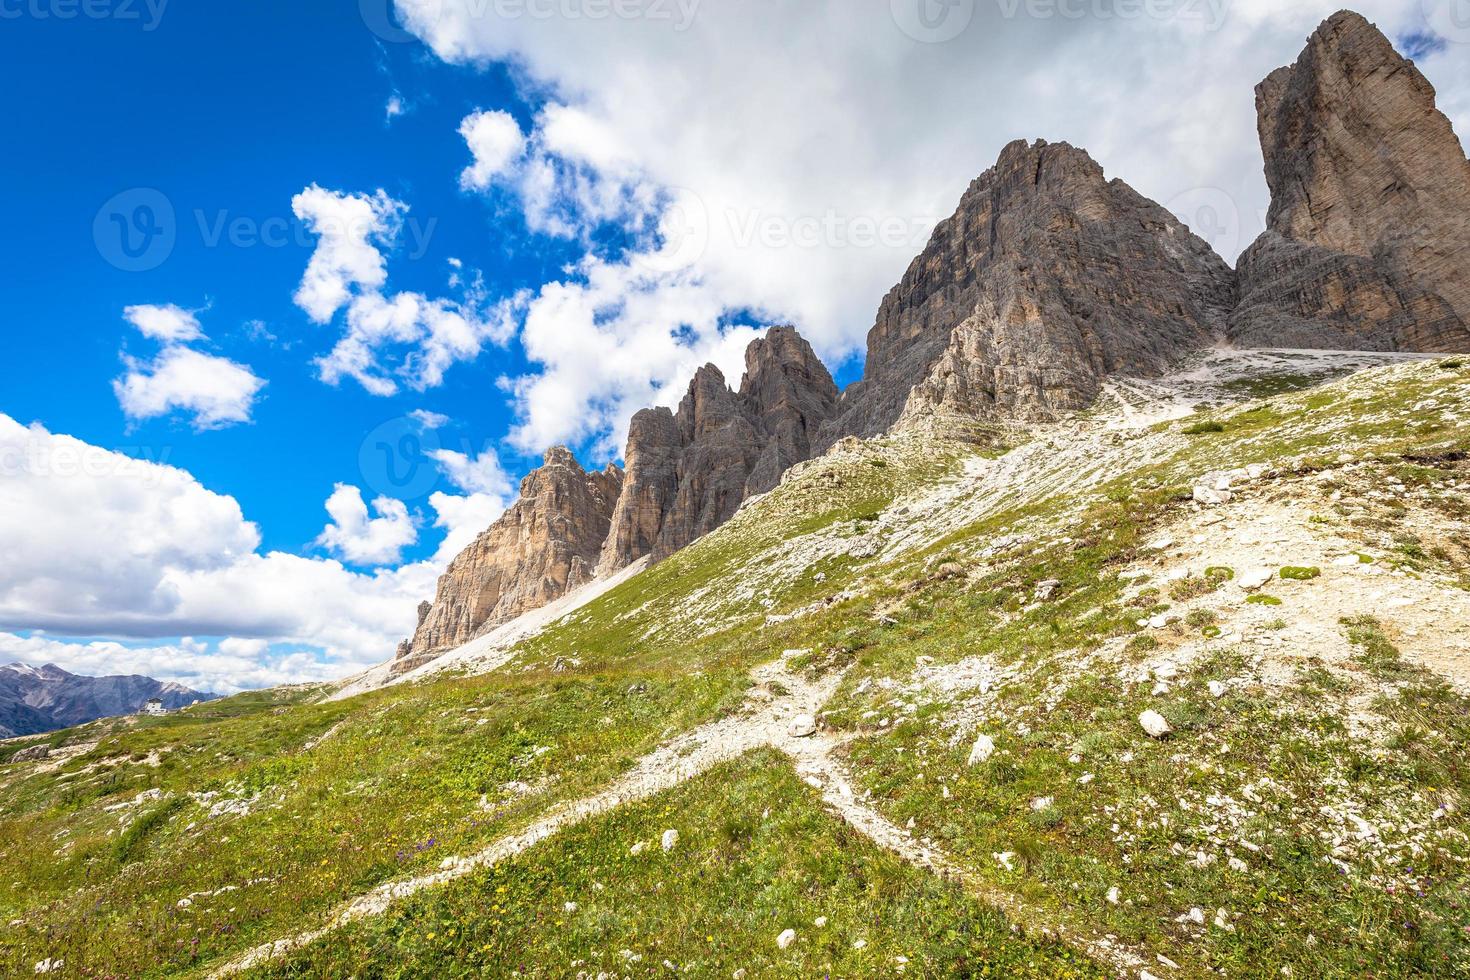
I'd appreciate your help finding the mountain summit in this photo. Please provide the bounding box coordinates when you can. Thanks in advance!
[392,9,1468,679]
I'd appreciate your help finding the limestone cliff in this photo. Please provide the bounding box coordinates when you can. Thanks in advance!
[391,448,623,674]
[599,326,839,571]
[816,139,1237,449]
[1230,10,1470,351]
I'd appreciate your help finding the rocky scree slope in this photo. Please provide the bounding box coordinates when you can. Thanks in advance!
[393,9,1468,680]
[3,353,1467,980]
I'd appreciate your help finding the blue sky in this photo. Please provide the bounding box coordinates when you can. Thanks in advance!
[1,0,1465,692]
[3,0,565,555]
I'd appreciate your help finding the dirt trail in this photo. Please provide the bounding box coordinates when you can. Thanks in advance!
[213,652,1151,977]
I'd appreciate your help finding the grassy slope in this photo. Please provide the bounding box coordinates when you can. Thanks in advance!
[1,358,1467,977]
[260,750,1102,979]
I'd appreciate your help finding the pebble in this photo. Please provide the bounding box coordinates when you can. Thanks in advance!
[776,929,796,950]
[967,734,996,765]
[661,829,679,852]
[1139,710,1173,739]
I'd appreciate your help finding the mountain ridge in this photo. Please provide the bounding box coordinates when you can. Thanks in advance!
[390,8,1468,680]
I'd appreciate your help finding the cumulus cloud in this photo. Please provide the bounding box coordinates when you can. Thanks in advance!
[405,0,1470,455]
[123,303,204,343]
[114,346,267,430]
[0,414,485,686]
[426,489,507,564]
[428,446,515,497]
[114,305,266,430]
[291,184,527,396]
[459,109,527,189]
[314,484,419,566]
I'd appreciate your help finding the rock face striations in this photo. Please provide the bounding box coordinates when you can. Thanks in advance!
[1230,10,1470,352]
[816,139,1237,449]
[392,11,1470,675]
[599,326,838,572]
[393,327,836,672]
[392,448,623,675]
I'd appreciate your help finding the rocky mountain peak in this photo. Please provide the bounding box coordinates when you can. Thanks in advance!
[1231,10,1470,351]
[600,325,838,572]
[815,137,1236,450]
[392,445,624,675]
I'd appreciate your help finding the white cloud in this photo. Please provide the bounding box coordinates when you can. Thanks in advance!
[291,184,528,396]
[409,408,451,430]
[292,184,403,324]
[124,303,204,343]
[428,446,515,497]
[458,109,527,189]
[314,484,419,566]
[405,0,1470,455]
[0,633,342,695]
[114,345,266,430]
[0,414,474,687]
[386,92,407,122]
[427,490,507,564]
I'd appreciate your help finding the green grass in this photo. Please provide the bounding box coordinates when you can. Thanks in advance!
[257,751,1104,979]
[2,358,1468,977]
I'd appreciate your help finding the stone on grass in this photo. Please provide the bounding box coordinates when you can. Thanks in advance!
[11,745,49,763]
[776,929,796,950]
[967,734,996,765]
[629,842,647,856]
[1139,710,1172,739]
[1106,886,1120,904]
[661,829,679,852]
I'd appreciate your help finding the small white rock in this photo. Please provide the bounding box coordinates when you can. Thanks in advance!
[629,841,647,856]
[776,928,796,950]
[967,734,996,765]
[661,829,679,852]
[1106,886,1120,904]
[994,851,1017,871]
[1139,710,1172,739]
[787,714,817,738]
[1238,568,1273,591]
[1030,796,1054,812]
[814,916,828,928]
[1207,680,1226,698]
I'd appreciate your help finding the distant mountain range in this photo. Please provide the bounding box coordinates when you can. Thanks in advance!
[0,662,219,737]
